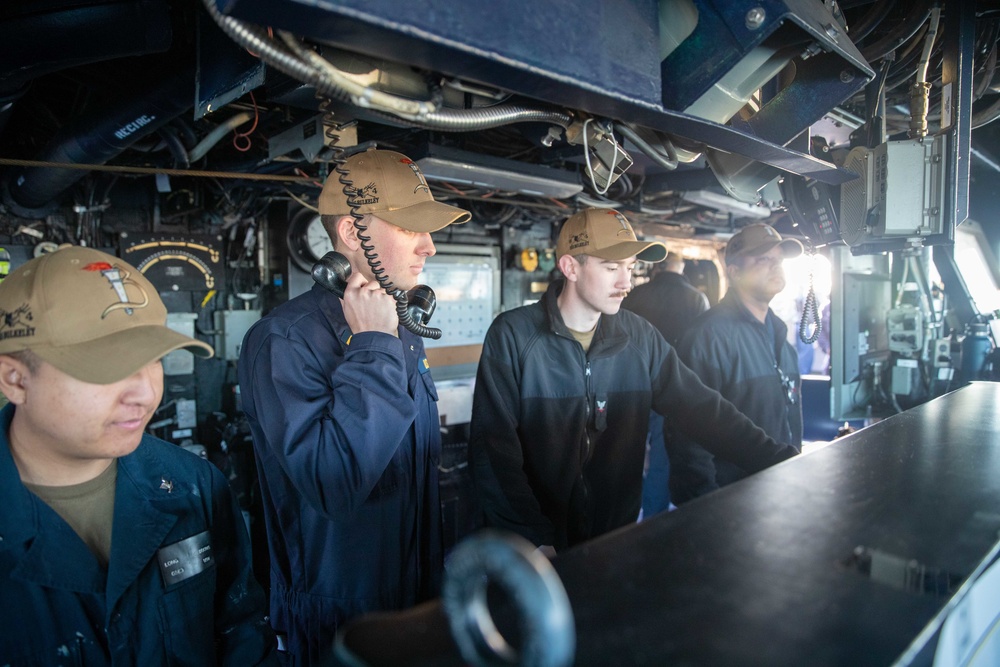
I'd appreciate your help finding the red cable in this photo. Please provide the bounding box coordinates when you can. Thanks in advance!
[233,91,260,152]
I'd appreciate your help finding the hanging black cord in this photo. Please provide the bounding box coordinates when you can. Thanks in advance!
[323,102,443,339]
[799,247,822,345]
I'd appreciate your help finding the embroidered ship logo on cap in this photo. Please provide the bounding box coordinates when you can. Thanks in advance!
[351,182,379,206]
[400,158,430,194]
[85,262,149,318]
[568,231,589,250]
[609,210,634,238]
[0,303,35,341]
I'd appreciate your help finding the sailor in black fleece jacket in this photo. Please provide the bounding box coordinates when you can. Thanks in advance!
[469,208,798,553]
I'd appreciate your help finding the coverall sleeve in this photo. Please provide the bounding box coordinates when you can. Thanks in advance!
[651,335,796,474]
[209,464,278,666]
[469,320,556,547]
[240,328,417,517]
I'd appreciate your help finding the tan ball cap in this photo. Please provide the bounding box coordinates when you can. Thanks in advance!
[556,208,667,262]
[724,223,804,265]
[319,148,471,232]
[0,245,213,384]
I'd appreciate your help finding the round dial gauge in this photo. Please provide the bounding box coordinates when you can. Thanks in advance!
[287,210,335,273]
[120,234,222,291]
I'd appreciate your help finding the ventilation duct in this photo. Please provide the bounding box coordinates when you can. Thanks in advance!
[5,63,197,216]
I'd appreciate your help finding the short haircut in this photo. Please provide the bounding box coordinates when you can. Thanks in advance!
[320,213,376,251]
[558,252,589,278]
[5,349,41,373]
[320,214,341,251]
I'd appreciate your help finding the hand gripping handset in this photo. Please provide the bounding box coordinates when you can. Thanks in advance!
[312,251,439,332]
[311,132,443,339]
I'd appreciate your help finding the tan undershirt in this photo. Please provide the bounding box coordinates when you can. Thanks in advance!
[568,321,599,353]
[25,459,117,568]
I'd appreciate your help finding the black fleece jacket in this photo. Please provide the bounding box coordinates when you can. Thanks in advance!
[469,280,797,551]
[670,291,804,503]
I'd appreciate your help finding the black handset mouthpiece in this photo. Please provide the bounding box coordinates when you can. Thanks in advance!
[312,251,352,298]
[406,285,437,326]
[311,249,442,338]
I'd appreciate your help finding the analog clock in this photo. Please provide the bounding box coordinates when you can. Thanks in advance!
[287,209,334,273]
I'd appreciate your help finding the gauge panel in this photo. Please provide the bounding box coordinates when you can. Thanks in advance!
[121,234,224,292]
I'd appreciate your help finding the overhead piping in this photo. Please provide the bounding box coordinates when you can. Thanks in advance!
[201,0,572,133]
[5,64,197,215]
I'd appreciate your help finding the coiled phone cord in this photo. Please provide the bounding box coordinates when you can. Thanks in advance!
[798,246,821,345]
[323,106,443,339]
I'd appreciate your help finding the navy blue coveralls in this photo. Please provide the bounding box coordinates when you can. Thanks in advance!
[239,284,443,665]
[0,404,276,666]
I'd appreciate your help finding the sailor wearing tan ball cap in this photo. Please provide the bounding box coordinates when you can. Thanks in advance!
[670,222,805,504]
[238,148,471,664]
[0,245,275,665]
[469,208,798,556]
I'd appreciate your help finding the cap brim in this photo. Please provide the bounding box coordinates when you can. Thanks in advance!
[32,325,214,385]
[779,238,804,258]
[590,241,668,263]
[377,200,471,233]
[737,238,804,261]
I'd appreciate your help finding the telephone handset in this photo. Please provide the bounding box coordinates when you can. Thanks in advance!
[316,135,442,339]
[312,251,439,334]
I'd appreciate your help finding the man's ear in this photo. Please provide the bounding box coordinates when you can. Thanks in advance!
[557,254,580,282]
[336,215,362,252]
[725,261,740,284]
[0,356,30,405]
